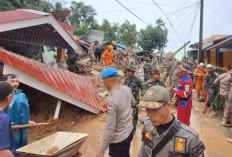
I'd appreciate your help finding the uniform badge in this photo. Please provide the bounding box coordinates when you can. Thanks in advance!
[185,85,190,92]
[146,89,153,98]
[176,138,184,152]
[191,141,205,157]
[103,102,109,113]
[174,137,186,153]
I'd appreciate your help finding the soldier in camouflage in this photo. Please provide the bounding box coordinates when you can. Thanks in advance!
[143,57,152,81]
[142,69,166,96]
[124,65,142,131]
[204,66,218,111]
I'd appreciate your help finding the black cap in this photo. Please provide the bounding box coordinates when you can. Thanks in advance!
[0,81,13,102]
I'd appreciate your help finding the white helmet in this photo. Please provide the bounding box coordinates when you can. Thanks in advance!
[206,64,212,69]
[199,63,204,67]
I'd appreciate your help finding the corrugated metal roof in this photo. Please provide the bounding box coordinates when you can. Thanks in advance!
[0,9,46,24]
[0,48,103,112]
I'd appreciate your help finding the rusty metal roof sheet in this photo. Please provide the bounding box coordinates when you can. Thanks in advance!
[0,48,103,112]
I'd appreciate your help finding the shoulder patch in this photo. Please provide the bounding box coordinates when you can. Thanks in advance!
[191,141,205,157]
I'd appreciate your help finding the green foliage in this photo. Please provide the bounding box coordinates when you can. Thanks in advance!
[138,18,168,51]
[117,20,137,45]
[69,1,96,27]
[54,2,62,11]
[100,19,119,41]
[0,0,53,12]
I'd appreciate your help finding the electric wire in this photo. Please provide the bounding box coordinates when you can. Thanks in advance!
[116,0,149,25]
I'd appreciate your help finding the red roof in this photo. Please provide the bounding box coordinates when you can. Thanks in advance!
[59,21,76,35]
[0,9,47,24]
[0,49,103,112]
[196,35,232,45]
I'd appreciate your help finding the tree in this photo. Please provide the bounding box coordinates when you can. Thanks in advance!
[69,1,96,27]
[100,19,119,41]
[54,2,62,11]
[138,18,168,51]
[0,0,53,12]
[117,20,137,45]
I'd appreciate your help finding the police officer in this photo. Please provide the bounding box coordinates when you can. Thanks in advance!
[138,86,205,157]
[96,68,134,157]
[124,65,142,131]
[142,69,165,96]
[144,57,152,81]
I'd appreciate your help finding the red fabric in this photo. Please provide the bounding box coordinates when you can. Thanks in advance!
[176,72,193,126]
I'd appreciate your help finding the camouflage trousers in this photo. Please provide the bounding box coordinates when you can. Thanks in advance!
[132,100,139,131]
[206,89,219,110]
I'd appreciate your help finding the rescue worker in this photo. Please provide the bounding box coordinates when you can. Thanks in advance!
[2,74,35,152]
[122,54,130,77]
[203,65,218,112]
[138,86,205,157]
[129,54,136,67]
[195,63,207,100]
[89,40,98,66]
[170,61,181,99]
[125,46,133,58]
[151,54,158,70]
[144,57,152,81]
[101,45,115,67]
[214,69,232,127]
[164,58,173,85]
[116,48,123,68]
[136,55,142,66]
[173,64,193,126]
[94,44,103,64]
[124,65,142,131]
[142,69,165,96]
[227,82,232,143]
[96,68,134,157]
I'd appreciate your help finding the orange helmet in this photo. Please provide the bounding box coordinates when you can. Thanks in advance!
[76,37,80,41]
[108,45,113,50]
[112,41,115,44]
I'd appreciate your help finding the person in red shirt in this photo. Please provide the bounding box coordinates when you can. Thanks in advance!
[173,64,193,126]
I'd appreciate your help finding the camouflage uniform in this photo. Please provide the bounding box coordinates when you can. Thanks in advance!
[125,75,142,130]
[142,80,165,96]
[144,62,152,81]
[204,72,218,109]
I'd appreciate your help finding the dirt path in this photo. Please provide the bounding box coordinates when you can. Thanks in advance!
[66,96,231,157]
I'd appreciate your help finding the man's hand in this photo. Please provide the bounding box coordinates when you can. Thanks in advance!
[29,120,36,126]
[95,151,105,157]
[173,88,178,93]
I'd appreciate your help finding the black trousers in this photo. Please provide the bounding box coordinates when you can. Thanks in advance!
[109,130,134,157]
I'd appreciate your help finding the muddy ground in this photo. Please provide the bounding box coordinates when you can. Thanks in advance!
[3,62,229,157]
[24,85,232,157]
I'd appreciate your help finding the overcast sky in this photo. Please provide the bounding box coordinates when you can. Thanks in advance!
[58,0,232,59]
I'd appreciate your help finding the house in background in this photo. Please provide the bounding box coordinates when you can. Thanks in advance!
[188,35,232,66]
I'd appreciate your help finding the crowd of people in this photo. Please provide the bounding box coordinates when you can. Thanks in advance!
[94,48,232,156]
[1,39,232,157]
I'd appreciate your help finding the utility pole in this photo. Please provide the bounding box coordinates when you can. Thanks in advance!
[198,0,204,63]
[184,42,186,61]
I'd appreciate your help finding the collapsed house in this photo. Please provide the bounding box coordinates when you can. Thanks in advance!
[0,9,103,114]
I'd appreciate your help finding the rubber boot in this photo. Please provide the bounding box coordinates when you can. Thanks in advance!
[221,118,232,127]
